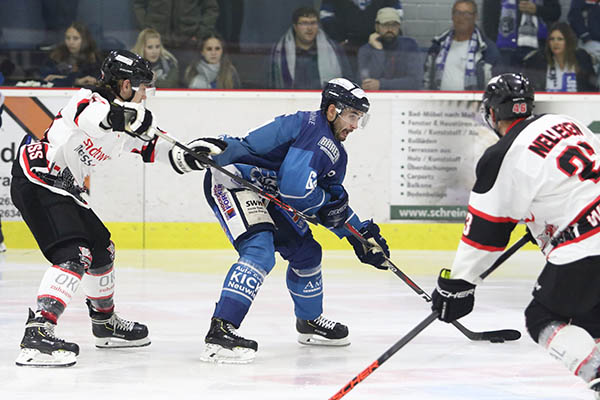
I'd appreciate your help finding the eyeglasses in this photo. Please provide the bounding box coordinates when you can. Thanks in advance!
[376,22,401,29]
[296,21,318,27]
[453,10,476,17]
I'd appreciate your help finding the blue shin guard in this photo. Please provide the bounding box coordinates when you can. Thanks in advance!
[286,265,323,320]
[213,231,275,327]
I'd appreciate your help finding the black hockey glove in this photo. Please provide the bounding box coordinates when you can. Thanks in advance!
[169,137,228,174]
[346,220,391,270]
[317,185,349,228]
[431,268,476,322]
[108,102,154,141]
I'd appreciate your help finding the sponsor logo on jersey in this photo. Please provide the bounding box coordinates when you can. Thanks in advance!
[528,122,584,158]
[74,138,111,166]
[308,111,318,126]
[213,184,236,219]
[318,136,340,163]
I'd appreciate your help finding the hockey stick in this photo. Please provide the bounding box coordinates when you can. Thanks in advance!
[152,129,318,224]
[158,130,524,342]
[345,222,524,342]
[329,233,530,400]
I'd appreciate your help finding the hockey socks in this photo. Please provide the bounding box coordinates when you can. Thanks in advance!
[286,265,323,319]
[82,262,115,313]
[36,261,85,322]
[539,322,600,394]
[214,258,267,326]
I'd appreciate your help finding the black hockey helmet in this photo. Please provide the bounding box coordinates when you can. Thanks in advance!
[320,78,370,114]
[100,49,154,89]
[481,73,534,130]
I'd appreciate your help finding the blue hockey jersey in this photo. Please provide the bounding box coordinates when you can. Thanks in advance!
[212,110,361,237]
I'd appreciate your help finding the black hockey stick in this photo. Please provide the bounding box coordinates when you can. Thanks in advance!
[345,222,525,342]
[329,233,530,400]
[152,129,318,224]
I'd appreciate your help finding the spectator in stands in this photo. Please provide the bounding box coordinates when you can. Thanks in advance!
[424,0,499,91]
[357,7,422,90]
[482,0,561,72]
[0,90,5,252]
[522,22,597,92]
[40,22,102,88]
[320,0,403,60]
[132,28,180,88]
[269,6,354,89]
[568,0,600,87]
[185,32,240,89]
[133,0,219,49]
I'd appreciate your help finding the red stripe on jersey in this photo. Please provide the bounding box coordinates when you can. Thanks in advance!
[51,264,83,279]
[21,147,47,185]
[37,294,67,307]
[505,118,526,135]
[467,206,519,223]
[74,98,91,126]
[461,236,505,252]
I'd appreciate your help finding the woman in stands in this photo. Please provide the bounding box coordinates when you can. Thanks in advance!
[40,22,101,88]
[132,28,180,88]
[185,32,241,89]
[522,22,597,92]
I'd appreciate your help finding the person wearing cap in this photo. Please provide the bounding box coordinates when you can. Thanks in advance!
[424,0,500,91]
[357,7,422,90]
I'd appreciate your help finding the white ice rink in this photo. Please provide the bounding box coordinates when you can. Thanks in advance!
[0,248,596,400]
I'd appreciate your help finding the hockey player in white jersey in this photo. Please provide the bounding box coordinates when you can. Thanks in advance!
[431,72,600,397]
[11,49,226,367]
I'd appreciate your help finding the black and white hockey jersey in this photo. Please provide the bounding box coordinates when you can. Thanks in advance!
[452,114,600,283]
[13,88,173,207]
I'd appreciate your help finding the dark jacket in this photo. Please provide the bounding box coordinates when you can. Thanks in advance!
[568,0,600,43]
[423,27,500,90]
[482,0,561,45]
[320,0,402,49]
[40,58,101,88]
[522,48,598,92]
[357,36,422,90]
[133,0,219,48]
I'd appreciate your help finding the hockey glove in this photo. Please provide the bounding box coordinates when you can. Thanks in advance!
[169,138,228,174]
[431,268,476,322]
[317,185,349,228]
[346,220,391,270]
[108,102,154,141]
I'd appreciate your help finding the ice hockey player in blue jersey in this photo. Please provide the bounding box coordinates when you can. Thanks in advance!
[170,78,391,363]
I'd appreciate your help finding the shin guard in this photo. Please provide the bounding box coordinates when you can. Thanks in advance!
[286,264,323,320]
[82,263,115,313]
[37,261,85,323]
[214,258,267,327]
[539,322,600,382]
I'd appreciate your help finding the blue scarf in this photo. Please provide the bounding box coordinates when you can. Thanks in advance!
[434,28,481,90]
[497,0,547,49]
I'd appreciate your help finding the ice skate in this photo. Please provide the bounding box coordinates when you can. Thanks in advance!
[87,300,150,348]
[0,241,6,252]
[15,309,79,367]
[200,318,258,364]
[296,315,350,346]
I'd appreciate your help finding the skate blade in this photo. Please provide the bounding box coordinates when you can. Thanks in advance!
[200,343,256,364]
[15,348,77,367]
[95,336,151,348]
[297,333,350,347]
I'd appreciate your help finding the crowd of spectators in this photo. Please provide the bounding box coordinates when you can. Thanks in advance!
[0,0,598,92]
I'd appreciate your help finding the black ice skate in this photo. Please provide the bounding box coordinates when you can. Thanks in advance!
[296,315,350,346]
[87,299,150,348]
[15,309,79,367]
[200,317,258,364]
